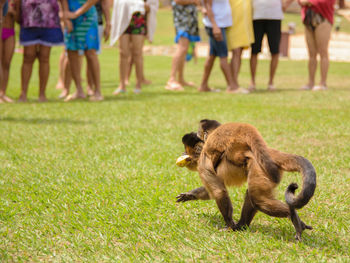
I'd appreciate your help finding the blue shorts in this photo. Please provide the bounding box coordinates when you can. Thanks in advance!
[20,27,64,47]
[205,27,228,58]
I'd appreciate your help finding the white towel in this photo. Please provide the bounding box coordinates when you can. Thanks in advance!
[110,0,159,45]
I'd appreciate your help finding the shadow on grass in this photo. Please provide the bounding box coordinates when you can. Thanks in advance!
[197,212,347,253]
[0,116,90,125]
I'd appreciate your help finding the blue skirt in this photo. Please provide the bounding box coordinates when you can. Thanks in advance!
[20,27,64,47]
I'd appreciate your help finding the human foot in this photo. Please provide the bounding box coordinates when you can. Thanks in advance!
[38,95,48,102]
[226,87,250,94]
[179,80,196,87]
[312,85,327,91]
[113,87,126,95]
[64,92,86,102]
[55,81,64,90]
[86,86,94,96]
[1,95,14,103]
[300,84,313,90]
[89,94,104,101]
[18,94,28,102]
[142,79,152,85]
[165,81,184,91]
[59,89,69,99]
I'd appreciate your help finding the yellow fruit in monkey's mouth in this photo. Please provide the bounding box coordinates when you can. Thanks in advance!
[176,155,190,167]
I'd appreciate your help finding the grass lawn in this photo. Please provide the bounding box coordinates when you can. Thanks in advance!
[1,8,350,262]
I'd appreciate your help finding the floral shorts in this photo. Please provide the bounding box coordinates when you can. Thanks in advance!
[125,12,147,35]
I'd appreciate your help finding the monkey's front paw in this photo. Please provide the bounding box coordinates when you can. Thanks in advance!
[176,193,196,202]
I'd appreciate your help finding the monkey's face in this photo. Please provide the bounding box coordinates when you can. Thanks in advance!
[176,132,204,171]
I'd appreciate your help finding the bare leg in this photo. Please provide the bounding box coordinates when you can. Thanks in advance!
[59,55,71,98]
[38,45,51,102]
[220,57,236,92]
[65,50,86,101]
[86,61,95,96]
[56,50,66,90]
[130,34,144,92]
[199,55,215,92]
[85,49,102,100]
[268,53,279,89]
[250,53,258,90]
[230,48,243,89]
[0,34,15,102]
[304,26,317,89]
[114,34,131,94]
[19,45,37,102]
[315,21,332,87]
[178,44,195,87]
[166,37,190,91]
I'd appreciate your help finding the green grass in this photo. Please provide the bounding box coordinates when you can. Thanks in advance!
[1,48,350,261]
[1,9,350,262]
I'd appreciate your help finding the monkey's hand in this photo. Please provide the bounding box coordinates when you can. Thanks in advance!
[176,193,197,202]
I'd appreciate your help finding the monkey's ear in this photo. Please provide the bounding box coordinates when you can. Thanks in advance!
[182,132,203,148]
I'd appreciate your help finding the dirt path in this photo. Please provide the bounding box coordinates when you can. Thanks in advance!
[144,32,350,62]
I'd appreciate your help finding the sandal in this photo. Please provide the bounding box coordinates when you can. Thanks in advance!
[165,82,184,91]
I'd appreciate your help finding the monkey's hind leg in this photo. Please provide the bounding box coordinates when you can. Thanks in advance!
[234,190,258,231]
[176,186,211,202]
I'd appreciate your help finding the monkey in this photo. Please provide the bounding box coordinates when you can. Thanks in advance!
[176,120,316,241]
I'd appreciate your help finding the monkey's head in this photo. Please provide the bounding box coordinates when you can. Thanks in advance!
[176,132,204,171]
[197,119,221,141]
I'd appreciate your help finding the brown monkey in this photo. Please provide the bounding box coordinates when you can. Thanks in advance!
[176,120,316,241]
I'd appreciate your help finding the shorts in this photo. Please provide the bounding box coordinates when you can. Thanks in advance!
[251,20,281,55]
[20,27,64,47]
[125,12,147,35]
[2,28,15,41]
[205,27,228,58]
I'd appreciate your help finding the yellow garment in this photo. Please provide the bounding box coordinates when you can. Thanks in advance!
[226,0,254,50]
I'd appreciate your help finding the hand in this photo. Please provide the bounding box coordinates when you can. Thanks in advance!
[299,0,311,6]
[193,0,201,5]
[145,3,150,12]
[64,10,78,20]
[64,19,73,33]
[176,193,197,202]
[104,23,111,41]
[213,26,223,42]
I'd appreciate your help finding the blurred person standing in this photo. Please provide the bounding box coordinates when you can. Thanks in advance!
[0,0,16,103]
[110,0,158,95]
[17,0,64,102]
[298,0,335,91]
[63,0,103,101]
[165,0,201,91]
[226,0,254,91]
[86,0,110,96]
[0,0,8,95]
[250,0,284,91]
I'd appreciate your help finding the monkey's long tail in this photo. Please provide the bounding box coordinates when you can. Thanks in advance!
[284,156,316,209]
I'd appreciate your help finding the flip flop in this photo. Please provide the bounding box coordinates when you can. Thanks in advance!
[165,82,184,91]
[226,87,250,94]
[64,93,86,102]
[113,88,126,95]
